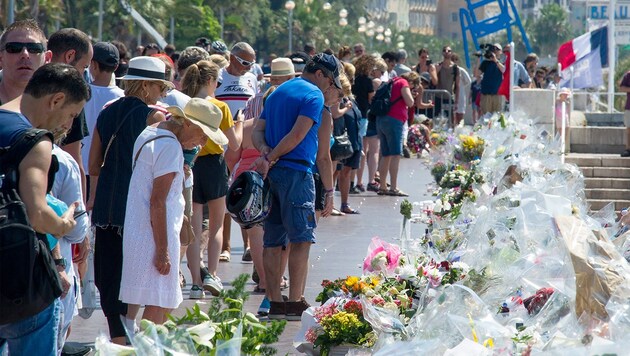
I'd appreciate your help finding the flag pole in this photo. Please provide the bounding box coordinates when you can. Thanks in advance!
[609,1,616,113]
[509,42,515,114]
[557,62,562,139]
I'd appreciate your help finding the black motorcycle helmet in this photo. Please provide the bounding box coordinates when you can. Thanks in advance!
[226,171,271,229]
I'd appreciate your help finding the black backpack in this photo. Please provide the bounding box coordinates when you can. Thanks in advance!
[0,129,63,324]
[368,78,403,117]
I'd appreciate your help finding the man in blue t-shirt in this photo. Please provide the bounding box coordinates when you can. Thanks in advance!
[478,43,505,115]
[251,53,342,321]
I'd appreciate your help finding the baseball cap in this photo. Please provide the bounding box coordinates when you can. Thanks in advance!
[93,42,120,66]
[310,53,342,89]
[420,72,431,84]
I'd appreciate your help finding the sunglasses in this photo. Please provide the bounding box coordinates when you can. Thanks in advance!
[233,53,254,67]
[4,42,45,54]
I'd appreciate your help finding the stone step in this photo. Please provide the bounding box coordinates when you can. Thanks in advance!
[585,189,630,200]
[579,167,630,178]
[565,153,630,168]
[584,177,630,189]
[570,126,625,154]
[589,199,630,211]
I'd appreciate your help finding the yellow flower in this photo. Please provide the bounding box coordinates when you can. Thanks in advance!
[345,276,359,287]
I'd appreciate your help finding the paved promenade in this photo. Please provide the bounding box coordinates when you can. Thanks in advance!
[67,157,433,354]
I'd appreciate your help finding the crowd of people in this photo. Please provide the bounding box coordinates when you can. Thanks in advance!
[0,18,570,356]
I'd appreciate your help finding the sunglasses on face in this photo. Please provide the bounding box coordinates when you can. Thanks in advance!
[233,53,254,67]
[3,42,45,54]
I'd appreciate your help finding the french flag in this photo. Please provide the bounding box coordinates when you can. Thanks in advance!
[557,26,608,70]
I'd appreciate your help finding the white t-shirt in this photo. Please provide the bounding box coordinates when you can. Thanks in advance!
[51,146,90,330]
[82,84,124,169]
[162,89,191,108]
[215,68,258,117]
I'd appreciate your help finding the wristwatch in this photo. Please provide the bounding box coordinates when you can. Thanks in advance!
[54,258,67,269]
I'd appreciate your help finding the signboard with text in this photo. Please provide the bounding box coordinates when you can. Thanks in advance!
[588,1,630,44]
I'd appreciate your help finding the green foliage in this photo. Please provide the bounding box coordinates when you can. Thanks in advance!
[170,274,287,356]
[400,199,412,220]
[528,3,572,57]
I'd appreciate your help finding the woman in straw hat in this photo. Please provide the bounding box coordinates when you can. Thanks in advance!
[87,56,174,344]
[119,98,227,325]
[179,60,243,298]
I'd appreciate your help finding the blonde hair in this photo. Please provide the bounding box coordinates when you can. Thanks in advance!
[342,62,355,81]
[209,54,229,69]
[340,74,352,98]
[123,80,149,98]
[374,58,387,74]
[180,60,220,97]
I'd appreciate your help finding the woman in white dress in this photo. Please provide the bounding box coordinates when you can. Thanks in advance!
[119,98,228,324]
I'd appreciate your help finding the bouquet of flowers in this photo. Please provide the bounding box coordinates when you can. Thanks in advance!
[454,134,485,162]
[363,237,402,276]
[430,131,449,147]
[430,162,448,184]
[306,297,376,356]
[438,166,484,189]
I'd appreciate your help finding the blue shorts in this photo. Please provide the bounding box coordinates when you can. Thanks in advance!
[263,167,316,248]
[376,115,404,156]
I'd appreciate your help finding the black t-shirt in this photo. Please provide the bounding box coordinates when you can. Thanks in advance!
[351,74,374,118]
[60,109,89,146]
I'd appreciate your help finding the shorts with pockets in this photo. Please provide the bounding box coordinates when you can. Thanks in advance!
[192,154,228,203]
[376,115,404,156]
[263,166,316,247]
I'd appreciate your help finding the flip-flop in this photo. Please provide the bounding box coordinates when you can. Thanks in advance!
[331,208,346,216]
[341,205,360,214]
[388,189,409,197]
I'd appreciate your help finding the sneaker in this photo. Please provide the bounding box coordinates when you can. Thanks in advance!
[241,248,253,264]
[268,301,286,320]
[367,182,380,192]
[258,297,271,316]
[252,265,260,284]
[285,297,311,321]
[219,250,231,262]
[189,285,205,299]
[200,266,210,281]
[61,343,92,356]
[349,185,361,194]
[203,275,223,296]
[622,150,630,157]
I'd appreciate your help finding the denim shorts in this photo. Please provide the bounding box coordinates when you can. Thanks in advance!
[376,115,404,156]
[0,298,60,355]
[263,167,316,247]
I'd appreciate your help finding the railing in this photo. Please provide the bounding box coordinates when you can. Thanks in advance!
[419,89,454,129]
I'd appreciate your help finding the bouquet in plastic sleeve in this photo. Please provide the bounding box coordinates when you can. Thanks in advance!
[363,237,402,276]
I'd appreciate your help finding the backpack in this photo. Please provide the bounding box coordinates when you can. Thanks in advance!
[368,78,403,117]
[0,128,63,324]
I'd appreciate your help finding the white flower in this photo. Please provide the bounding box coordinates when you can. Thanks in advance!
[443,201,452,211]
[397,264,417,279]
[451,261,470,273]
[434,200,443,213]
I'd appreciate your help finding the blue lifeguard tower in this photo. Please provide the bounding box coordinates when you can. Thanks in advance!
[459,0,533,68]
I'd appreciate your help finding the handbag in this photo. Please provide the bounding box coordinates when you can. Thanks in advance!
[330,130,354,161]
[179,215,194,246]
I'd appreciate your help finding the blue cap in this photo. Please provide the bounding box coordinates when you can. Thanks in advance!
[310,53,342,89]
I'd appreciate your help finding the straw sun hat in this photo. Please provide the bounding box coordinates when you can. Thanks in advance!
[166,98,228,146]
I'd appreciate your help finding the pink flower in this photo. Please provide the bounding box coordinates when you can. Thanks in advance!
[305,327,320,343]
[363,237,402,275]
[313,302,337,323]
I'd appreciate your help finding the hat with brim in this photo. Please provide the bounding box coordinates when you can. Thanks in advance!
[118,56,174,89]
[264,57,299,78]
[166,98,228,146]
[311,53,342,89]
[557,87,572,98]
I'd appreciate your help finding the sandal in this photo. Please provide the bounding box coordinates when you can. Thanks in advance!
[340,204,360,214]
[253,285,266,294]
[331,208,346,216]
[377,189,389,196]
[388,189,409,197]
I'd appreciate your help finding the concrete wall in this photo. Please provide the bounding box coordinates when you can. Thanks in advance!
[512,89,555,131]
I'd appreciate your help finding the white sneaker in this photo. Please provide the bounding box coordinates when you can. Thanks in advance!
[203,275,223,296]
[189,285,205,299]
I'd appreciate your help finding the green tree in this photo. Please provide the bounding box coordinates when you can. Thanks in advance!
[529,3,572,57]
